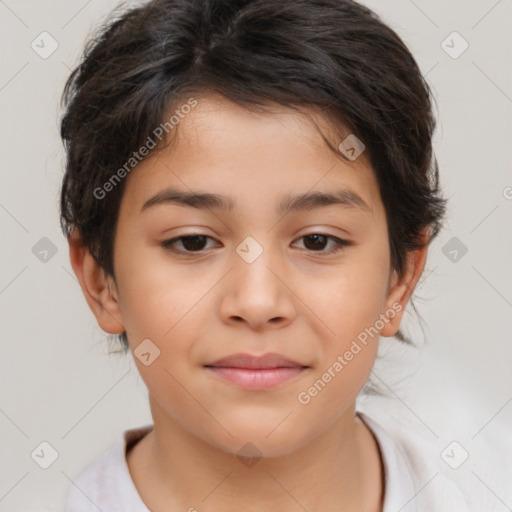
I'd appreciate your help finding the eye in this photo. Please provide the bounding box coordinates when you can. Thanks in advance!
[161,234,218,253]
[161,233,351,255]
[292,233,350,254]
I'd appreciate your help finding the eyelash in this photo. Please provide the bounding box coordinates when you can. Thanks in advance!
[161,233,351,256]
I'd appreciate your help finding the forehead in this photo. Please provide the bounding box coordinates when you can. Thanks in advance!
[120,93,382,219]
[169,94,361,164]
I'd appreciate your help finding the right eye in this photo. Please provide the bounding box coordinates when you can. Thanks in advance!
[161,235,219,254]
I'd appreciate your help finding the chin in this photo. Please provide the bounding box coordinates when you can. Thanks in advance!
[203,418,314,459]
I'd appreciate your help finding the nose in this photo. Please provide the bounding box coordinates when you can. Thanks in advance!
[218,244,297,331]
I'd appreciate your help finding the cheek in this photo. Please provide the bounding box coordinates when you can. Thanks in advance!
[295,244,390,398]
[293,259,388,425]
[114,245,199,341]
[311,249,391,347]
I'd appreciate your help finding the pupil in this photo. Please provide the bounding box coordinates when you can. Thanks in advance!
[305,234,326,251]
[183,235,206,251]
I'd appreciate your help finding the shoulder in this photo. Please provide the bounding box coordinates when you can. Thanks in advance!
[358,412,470,512]
[64,425,153,512]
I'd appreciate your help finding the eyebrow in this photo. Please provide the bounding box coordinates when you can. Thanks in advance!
[140,187,371,214]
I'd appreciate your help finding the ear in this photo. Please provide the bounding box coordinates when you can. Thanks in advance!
[68,228,125,335]
[380,229,429,337]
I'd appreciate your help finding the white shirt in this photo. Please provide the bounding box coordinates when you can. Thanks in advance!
[64,413,469,511]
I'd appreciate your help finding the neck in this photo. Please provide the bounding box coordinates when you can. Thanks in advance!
[128,397,383,512]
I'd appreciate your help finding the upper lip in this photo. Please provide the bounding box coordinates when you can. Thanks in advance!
[205,352,307,369]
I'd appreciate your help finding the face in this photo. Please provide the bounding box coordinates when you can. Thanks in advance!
[100,94,408,456]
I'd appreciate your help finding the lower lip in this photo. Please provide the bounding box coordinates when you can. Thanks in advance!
[205,366,306,390]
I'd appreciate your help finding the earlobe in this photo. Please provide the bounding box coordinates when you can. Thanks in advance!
[68,228,125,335]
[380,234,429,337]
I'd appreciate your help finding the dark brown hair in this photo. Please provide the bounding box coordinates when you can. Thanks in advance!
[60,0,446,351]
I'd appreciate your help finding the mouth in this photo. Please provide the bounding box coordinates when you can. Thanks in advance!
[204,352,309,391]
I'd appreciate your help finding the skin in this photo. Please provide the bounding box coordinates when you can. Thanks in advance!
[69,93,428,511]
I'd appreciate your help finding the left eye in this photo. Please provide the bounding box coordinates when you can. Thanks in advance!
[292,234,350,254]
[162,233,349,255]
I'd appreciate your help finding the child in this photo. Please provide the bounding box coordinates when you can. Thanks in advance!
[60,0,468,510]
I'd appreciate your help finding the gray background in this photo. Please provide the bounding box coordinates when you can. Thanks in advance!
[0,0,511,510]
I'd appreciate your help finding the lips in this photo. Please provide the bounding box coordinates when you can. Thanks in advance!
[204,353,308,390]
[205,352,306,370]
